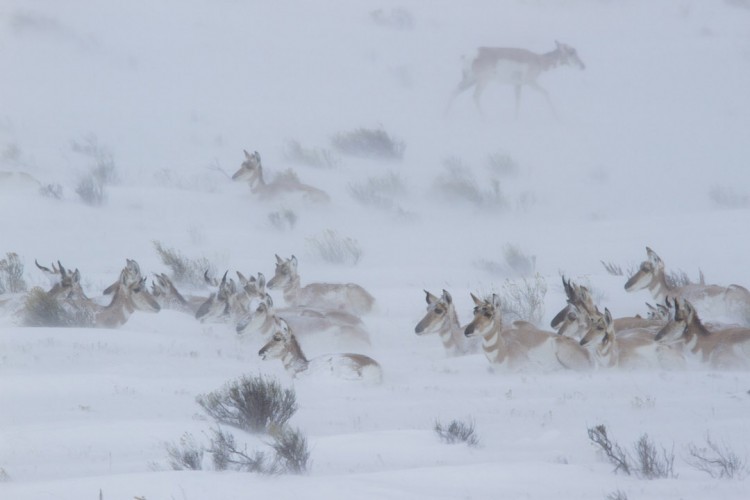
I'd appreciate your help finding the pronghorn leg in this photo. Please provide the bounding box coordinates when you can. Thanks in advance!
[514,85,523,119]
[445,78,475,116]
[472,80,488,117]
[528,81,558,118]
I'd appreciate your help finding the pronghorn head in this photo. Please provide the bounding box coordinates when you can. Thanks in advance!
[258,318,293,360]
[645,301,671,322]
[579,307,609,347]
[151,273,189,306]
[238,271,267,299]
[232,150,263,185]
[415,289,454,335]
[554,41,585,70]
[267,254,298,289]
[465,293,501,338]
[624,246,665,292]
[126,276,161,313]
[655,297,695,343]
[39,260,87,301]
[236,296,273,335]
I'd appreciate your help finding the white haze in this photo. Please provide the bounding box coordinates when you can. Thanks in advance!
[1,0,750,498]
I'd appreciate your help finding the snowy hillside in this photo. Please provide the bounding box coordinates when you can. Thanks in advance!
[2,1,750,499]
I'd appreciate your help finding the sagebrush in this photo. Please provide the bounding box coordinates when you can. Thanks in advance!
[0,252,27,294]
[434,418,479,447]
[196,374,298,434]
[587,424,676,479]
[331,126,405,160]
[22,287,94,327]
[153,240,215,287]
[433,157,507,209]
[306,229,362,266]
[686,434,748,479]
[499,274,547,325]
[348,171,406,209]
[282,139,339,168]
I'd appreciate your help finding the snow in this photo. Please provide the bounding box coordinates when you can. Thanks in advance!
[2,0,750,498]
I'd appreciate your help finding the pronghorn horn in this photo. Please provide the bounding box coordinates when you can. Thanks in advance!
[35,259,52,273]
[221,271,228,284]
[442,289,452,304]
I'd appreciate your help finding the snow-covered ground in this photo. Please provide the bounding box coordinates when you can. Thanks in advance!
[2,1,750,498]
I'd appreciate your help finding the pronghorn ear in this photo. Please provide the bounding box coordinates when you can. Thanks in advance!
[646,246,662,265]
[265,294,274,307]
[424,290,438,304]
[555,40,561,48]
[290,255,298,269]
[275,254,283,264]
[72,269,81,283]
[442,289,452,304]
[236,271,248,285]
[103,281,118,295]
[221,270,228,284]
[244,149,252,159]
[491,294,502,309]
[604,308,613,323]
[257,272,266,289]
[470,293,483,307]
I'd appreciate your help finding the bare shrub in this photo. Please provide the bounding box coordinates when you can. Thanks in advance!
[369,8,414,30]
[306,229,362,266]
[686,434,748,479]
[433,157,507,209]
[606,490,628,500]
[282,140,339,168]
[39,183,63,200]
[709,186,749,209]
[22,287,94,327]
[500,274,547,325]
[165,432,204,470]
[601,261,626,277]
[348,171,406,209]
[0,252,27,294]
[474,245,536,278]
[153,240,214,287]
[0,467,9,482]
[587,424,676,479]
[331,126,405,161]
[487,152,519,177]
[196,374,298,434]
[268,209,298,231]
[71,134,117,184]
[434,418,479,447]
[208,427,270,473]
[270,426,311,474]
[75,174,105,206]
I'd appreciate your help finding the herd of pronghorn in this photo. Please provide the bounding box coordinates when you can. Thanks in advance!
[4,245,750,384]
[8,41,748,380]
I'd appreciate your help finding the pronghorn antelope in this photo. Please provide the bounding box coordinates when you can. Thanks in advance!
[625,247,750,325]
[655,298,750,369]
[232,150,330,203]
[195,270,269,322]
[236,295,371,349]
[151,273,207,315]
[34,260,89,302]
[91,271,161,328]
[464,293,591,371]
[267,255,375,315]
[447,41,585,118]
[103,258,142,295]
[258,319,382,383]
[579,307,684,370]
[414,289,480,356]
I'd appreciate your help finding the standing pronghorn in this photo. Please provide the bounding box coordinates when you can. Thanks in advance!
[414,289,480,356]
[447,41,585,118]
[464,293,591,371]
[258,319,382,383]
[625,247,750,326]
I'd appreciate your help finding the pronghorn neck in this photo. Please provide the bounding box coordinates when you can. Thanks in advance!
[438,307,465,354]
[597,335,618,368]
[280,273,302,304]
[97,286,133,327]
[282,335,310,375]
[648,268,673,302]
[684,315,712,357]
[540,48,564,71]
[257,312,277,336]
[481,319,508,364]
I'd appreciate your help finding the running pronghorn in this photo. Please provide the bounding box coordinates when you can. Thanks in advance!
[414,289,480,356]
[236,295,371,349]
[464,293,591,371]
[655,298,750,369]
[267,255,375,315]
[446,41,585,118]
[232,150,330,203]
[579,307,684,370]
[625,247,750,325]
[258,319,382,383]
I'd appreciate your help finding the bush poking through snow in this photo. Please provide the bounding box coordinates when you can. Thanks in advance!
[22,287,94,327]
[499,274,547,325]
[600,260,702,288]
[306,229,362,266]
[153,240,215,288]
[434,418,479,447]
[282,139,340,168]
[686,434,748,479]
[606,490,628,500]
[587,424,676,479]
[206,426,311,474]
[708,186,749,209]
[486,152,519,178]
[75,174,105,206]
[196,374,298,434]
[268,209,298,231]
[0,252,26,294]
[331,127,405,161]
[72,135,117,206]
[39,183,63,200]
[269,426,311,474]
[348,171,406,209]
[165,432,204,471]
[433,157,508,209]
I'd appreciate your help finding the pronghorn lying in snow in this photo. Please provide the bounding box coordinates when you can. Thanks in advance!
[258,319,382,383]
[655,298,750,369]
[151,273,208,315]
[464,293,591,371]
[267,254,375,315]
[578,307,684,370]
[414,289,480,356]
[447,41,585,118]
[232,150,330,203]
[195,271,268,322]
[236,295,371,349]
[625,247,750,326]
[34,260,89,302]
